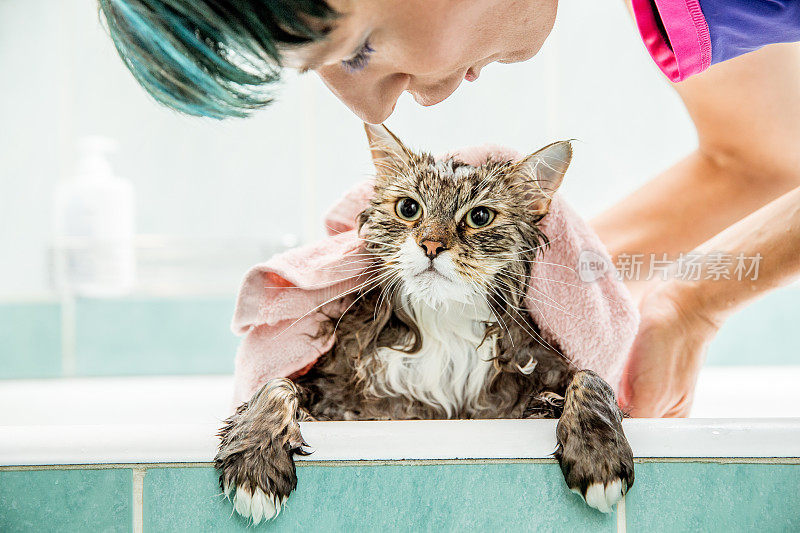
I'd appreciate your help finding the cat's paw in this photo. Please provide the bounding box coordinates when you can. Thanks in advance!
[555,416,634,513]
[554,371,634,513]
[214,379,308,524]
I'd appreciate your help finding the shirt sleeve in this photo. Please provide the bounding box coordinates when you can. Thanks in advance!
[631,0,800,82]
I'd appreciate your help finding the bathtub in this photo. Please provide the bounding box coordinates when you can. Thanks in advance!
[1,368,799,532]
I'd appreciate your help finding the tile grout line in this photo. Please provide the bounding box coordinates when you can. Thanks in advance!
[132,467,146,533]
[617,494,627,533]
[2,456,799,472]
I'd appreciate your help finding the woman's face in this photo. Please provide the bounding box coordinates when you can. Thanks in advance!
[282,0,559,124]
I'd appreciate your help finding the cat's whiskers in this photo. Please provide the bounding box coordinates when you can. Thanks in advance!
[494,274,608,341]
[329,268,399,329]
[319,257,375,268]
[491,275,582,321]
[489,240,550,257]
[370,258,402,321]
[524,296,563,347]
[495,269,576,315]
[261,264,387,290]
[525,275,620,304]
[492,278,576,324]
[317,255,383,269]
[322,263,381,274]
[374,275,402,322]
[331,270,401,339]
[458,264,515,348]
[498,256,578,273]
[321,250,378,257]
[271,267,399,340]
[476,264,574,355]
[485,297,514,348]
[487,289,566,358]
[495,254,620,306]
[497,225,572,255]
[485,289,553,352]
[321,253,378,261]
[361,238,401,249]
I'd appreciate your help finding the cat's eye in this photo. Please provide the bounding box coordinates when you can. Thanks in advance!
[466,206,495,228]
[395,197,422,221]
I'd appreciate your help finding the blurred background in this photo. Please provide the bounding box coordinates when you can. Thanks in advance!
[0,0,797,389]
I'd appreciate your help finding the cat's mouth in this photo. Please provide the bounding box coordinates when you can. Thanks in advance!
[418,265,445,279]
[415,262,455,283]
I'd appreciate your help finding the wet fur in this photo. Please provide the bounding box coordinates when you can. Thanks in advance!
[216,130,634,521]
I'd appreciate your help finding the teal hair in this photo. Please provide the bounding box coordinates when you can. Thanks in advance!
[98,0,336,119]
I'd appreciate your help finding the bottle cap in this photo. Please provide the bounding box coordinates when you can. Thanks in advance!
[76,136,119,180]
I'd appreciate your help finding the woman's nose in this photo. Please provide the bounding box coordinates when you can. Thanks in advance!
[316,67,410,124]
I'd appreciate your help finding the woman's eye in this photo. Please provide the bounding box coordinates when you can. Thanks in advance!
[341,40,374,72]
[466,207,495,228]
[395,198,421,221]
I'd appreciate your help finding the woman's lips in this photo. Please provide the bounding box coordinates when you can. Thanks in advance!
[465,67,479,82]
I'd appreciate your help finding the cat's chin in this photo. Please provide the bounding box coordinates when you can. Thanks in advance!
[402,270,478,310]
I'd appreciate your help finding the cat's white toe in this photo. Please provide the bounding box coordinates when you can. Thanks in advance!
[232,485,279,524]
[582,479,624,513]
[604,479,624,506]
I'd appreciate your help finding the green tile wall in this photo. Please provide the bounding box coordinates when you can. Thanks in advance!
[706,288,800,366]
[73,297,237,376]
[2,462,799,532]
[0,468,132,533]
[1,286,798,379]
[626,462,800,532]
[0,301,61,379]
[143,463,616,532]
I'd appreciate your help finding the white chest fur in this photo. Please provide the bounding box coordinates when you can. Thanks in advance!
[370,298,496,417]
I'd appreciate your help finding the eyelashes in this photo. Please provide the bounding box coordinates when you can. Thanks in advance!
[341,40,374,72]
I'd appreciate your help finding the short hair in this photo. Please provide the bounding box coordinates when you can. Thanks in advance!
[98,0,337,119]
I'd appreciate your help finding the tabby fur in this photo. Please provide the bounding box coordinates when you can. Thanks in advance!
[215,125,634,523]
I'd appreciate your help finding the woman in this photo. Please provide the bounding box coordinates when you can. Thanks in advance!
[99,0,800,417]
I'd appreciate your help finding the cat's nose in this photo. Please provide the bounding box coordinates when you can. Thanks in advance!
[419,240,446,259]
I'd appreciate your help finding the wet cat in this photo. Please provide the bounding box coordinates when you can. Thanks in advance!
[215,124,634,523]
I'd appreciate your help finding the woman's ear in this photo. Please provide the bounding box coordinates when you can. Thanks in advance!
[514,140,573,214]
[363,123,413,179]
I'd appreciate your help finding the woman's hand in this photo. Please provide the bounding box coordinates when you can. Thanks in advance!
[617,182,800,417]
[619,280,720,418]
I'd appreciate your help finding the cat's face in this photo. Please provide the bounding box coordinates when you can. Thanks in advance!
[359,125,572,309]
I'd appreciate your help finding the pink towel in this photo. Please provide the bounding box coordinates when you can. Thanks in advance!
[231,146,639,405]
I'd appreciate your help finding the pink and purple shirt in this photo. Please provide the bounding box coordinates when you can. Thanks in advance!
[632,0,800,82]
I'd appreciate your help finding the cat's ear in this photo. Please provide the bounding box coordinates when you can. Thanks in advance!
[364,123,413,178]
[514,140,573,214]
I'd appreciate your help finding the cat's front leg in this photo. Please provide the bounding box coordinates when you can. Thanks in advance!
[555,370,634,513]
[215,378,310,524]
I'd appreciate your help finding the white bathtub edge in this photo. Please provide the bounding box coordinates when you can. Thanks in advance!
[1,418,799,466]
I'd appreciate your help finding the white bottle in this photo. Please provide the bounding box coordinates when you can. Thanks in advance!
[53,136,135,297]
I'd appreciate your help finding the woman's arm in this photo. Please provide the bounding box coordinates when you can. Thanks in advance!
[592,42,800,416]
[593,43,800,301]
